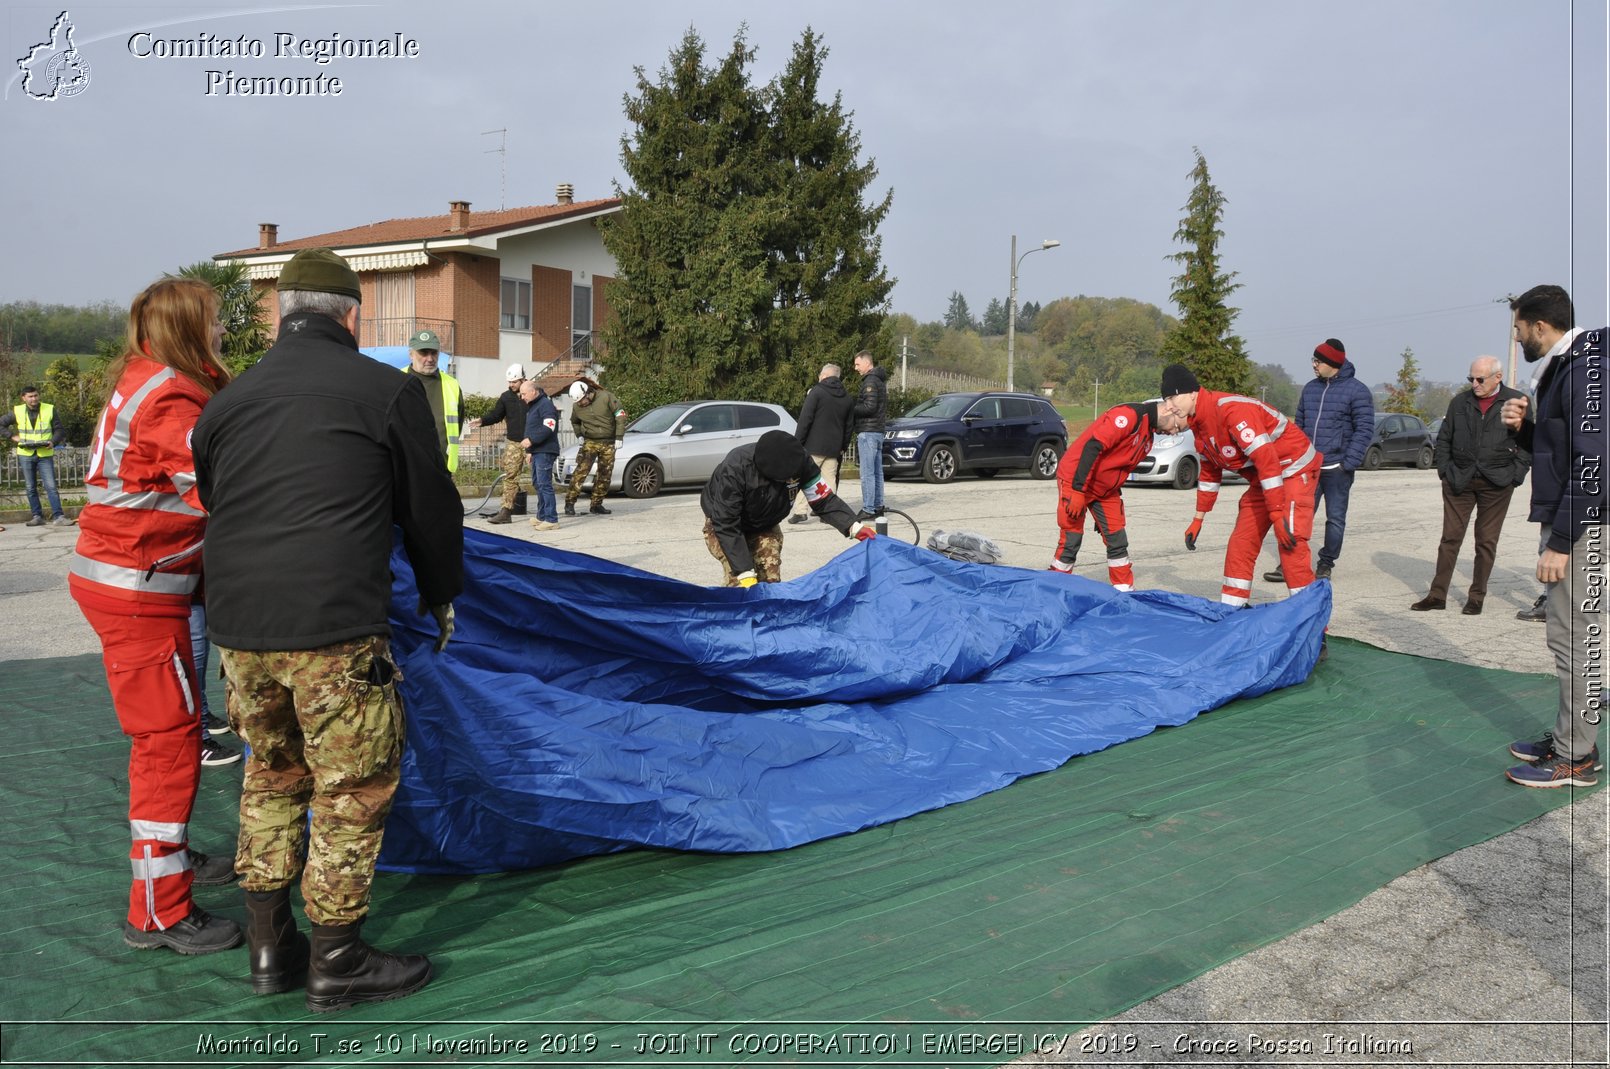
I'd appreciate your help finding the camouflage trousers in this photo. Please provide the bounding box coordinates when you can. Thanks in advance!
[498,440,528,511]
[219,636,404,926]
[703,518,784,586]
[566,439,616,507]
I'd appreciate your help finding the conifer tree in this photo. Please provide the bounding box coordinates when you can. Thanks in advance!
[601,27,892,413]
[1383,346,1423,416]
[944,291,974,332]
[1159,148,1250,391]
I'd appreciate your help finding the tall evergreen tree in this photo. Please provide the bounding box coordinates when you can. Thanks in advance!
[980,297,1008,336]
[1383,346,1423,416]
[600,27,892,413]
[1159,148,1250,391]
[762,29,893,386]
[944,291,974,332]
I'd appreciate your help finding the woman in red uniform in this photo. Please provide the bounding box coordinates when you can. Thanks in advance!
[69,277,240,954]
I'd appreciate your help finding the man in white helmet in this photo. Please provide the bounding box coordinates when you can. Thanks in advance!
[465,363,531,524]
[563,376,627,515]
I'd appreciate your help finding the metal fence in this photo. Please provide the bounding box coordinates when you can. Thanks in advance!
[0,447,91,509]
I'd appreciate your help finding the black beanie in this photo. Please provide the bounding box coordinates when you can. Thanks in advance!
[1160,363,1199,398]
[754,429,812,482]
[1314,339,1346,368]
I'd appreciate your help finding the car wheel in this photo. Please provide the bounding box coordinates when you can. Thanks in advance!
[1415,443,1434,470]
[1172,455,1199,491]
[974,468,999,479]
[621,457,663,499]
[1361,445,1382,471]
[1029,440,1061,479]
[922,443,958,484]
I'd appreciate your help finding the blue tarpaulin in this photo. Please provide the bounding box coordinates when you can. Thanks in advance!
[377,529,1329,874]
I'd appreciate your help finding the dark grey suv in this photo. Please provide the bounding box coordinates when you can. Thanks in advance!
[881,392,1067,484]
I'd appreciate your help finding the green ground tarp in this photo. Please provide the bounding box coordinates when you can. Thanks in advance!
[0,641,1596,1067]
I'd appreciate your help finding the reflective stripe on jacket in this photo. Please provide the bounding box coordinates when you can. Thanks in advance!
[69,359,210,610]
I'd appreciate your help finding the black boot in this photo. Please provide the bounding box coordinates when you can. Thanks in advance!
[487,508,512,525]
[244,887,309,995]
[305,921,432,1012]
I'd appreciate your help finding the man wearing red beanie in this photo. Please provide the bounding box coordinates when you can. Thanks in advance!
[1265,339,1374,583]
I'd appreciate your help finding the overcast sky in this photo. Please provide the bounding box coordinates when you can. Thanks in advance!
[4,0,1605,386]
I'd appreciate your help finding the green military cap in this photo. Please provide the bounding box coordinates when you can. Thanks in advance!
[276,248,361,300]
[409,329,442,352]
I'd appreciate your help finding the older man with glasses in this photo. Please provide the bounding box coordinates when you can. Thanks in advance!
[1409,355,1532,615]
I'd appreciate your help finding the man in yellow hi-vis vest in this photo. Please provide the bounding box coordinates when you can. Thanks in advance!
[402,330,464,474]
[2,385,71,526]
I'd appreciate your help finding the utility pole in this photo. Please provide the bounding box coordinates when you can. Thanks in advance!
[482,128,507,210]
[1093,379,1101,420]
[901,335,909,392]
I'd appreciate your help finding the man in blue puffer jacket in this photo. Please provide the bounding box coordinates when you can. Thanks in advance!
[1265,338,1375,582]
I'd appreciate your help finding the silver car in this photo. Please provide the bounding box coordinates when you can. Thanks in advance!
[1125,400,1203,490]
[554,400,797,499]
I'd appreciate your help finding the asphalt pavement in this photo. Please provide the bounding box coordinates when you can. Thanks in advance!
[1,466,1603,1066]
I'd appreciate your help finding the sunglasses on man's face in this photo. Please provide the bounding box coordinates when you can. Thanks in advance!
[1467,375,1494,384]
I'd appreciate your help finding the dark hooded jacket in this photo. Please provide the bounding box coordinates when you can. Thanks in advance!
[701,437,859,574]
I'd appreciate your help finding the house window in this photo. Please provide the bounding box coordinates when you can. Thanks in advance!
[572,283,592,358]
[501,278,531,331]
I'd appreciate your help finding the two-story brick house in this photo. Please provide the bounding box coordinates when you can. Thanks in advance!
[215,185,622,398]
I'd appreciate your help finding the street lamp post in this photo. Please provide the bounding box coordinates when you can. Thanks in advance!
[1006,235,1060,392]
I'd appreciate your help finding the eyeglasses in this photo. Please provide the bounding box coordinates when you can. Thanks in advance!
[1467,375,1494,384]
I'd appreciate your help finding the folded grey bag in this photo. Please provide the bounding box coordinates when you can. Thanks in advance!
[925,528,1004,565]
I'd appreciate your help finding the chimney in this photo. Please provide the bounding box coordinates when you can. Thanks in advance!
[449,200,471,230]
[556,183,574,205]
[258,223,277,249]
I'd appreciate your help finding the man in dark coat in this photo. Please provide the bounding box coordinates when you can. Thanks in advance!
[788,362,856,525]
[519,379,561,530]
[1501,285,1605,788]
[1266,338,1374,583]
[1410,355,1531,615]
[701,430,875,587]
[851,350,890,520]
[193,248,462,1010]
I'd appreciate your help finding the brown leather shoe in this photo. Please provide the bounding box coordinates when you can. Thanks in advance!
[1409,596,1446,611]
[1462,600,1483,615]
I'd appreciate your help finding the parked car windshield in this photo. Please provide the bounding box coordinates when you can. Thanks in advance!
[626,404,694,435]
[903,395,976,419]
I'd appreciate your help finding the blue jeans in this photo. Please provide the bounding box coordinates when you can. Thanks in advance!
[189,602,214,740]
[530,452,558,522]
[1313,466,1354,567]
[19,453,63,519]
[857,431,884,513]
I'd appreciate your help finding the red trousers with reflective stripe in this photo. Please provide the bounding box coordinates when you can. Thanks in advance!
[1220,470,1317,604]
[1054,489,1134,589]
[73,600,200,929]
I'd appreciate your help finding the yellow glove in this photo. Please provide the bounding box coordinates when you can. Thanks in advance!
[735,570,758,589]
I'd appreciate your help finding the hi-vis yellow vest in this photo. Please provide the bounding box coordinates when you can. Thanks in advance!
[403,370,462,473]
[14,403,54,457]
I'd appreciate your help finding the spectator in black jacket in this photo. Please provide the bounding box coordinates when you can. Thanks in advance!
[851,350,889,520]
[1410,355,1531,615]
[1501,284,1605,788]
[193,248,462,1011]
[788,362,856,525]
[701,430,874,587]
[465,363,529,524]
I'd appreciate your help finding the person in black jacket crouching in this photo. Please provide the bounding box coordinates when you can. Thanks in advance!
[1409,354,1531,615]
[701,430,875,587]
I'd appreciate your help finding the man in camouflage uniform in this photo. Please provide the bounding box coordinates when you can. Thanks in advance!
[193,249,462,1012]
[701,430,874,587]
[564,376,627,515]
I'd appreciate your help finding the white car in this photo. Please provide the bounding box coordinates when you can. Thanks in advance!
[554,400,797,499]
[1126,427,1203,490]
